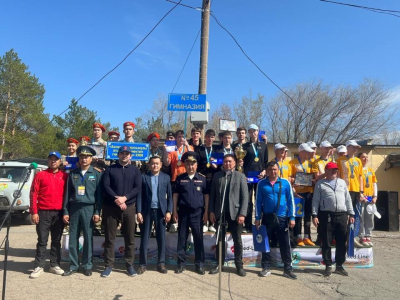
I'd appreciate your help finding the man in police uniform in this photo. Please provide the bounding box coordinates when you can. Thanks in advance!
[62,146,103,277]
[173,151,209,275]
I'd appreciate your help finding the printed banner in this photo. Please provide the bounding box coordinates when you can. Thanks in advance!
[61,233,373,268]
[106,142,150,161]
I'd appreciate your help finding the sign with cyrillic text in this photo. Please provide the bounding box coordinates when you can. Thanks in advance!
[106,142,150,161]
[168,93,206,112]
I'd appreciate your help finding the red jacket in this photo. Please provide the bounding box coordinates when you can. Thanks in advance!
[29,169,68,214]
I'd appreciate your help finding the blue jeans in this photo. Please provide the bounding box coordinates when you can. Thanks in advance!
[139,208,166,267]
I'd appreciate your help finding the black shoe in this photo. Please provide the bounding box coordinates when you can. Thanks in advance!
[283,269,297,280]
[157,265,168,274]
[209,265,226,274]
[126,264,137,277]
[323,266,332,277]
[334,266,349,276]
[195,267,205,275]
[174,266,185,274]
[236,268,246,277]
[62,269,77,276]
[84,269,92,276]
[137,266,146,275]
[209,266,219,275]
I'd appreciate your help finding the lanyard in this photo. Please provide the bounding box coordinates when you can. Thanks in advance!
[223,147,232,155]
[363,168,369,185]
[177,146,184,161]
[347,155,355,176]
[80,172,85,185]
[251,143,259,160]
[205,147,212,163]
[150,149,159,157]
[275,158,283,177]
[297,157,306,173]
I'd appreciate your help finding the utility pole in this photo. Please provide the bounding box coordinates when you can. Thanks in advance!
[193,0,211,138]
[198,0,210,96]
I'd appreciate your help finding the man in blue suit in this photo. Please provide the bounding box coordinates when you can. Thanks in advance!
[137,155,173,274]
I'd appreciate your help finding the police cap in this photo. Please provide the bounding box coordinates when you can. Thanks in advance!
[76,146,96,156]
[181,151,199,163]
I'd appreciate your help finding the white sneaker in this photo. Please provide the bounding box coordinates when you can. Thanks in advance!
[170,223,178,233]
[30,267,44,279]
[203,225,209,233]
[208,225,216,233]
[354,238,363,248]
[49,266,65,275]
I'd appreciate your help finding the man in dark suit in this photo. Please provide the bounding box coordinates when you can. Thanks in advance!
[137,155,173,274]
[209,154,249,277]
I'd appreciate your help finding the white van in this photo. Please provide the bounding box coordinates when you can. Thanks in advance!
[0,159,48,224]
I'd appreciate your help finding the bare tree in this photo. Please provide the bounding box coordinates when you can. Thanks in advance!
[265,79,398,144]
[233,89,267,130]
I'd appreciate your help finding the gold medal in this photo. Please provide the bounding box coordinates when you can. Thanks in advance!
[254,157,259,162]
[350,174,355,179]
[207,163,210,168]
[366,184,370,188]
[177,161,181,166]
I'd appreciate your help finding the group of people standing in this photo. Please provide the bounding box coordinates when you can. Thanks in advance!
[28,120,377,280]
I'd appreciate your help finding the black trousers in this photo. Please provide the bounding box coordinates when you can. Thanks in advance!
[139,208,166,267]
[177,207,204,268]
[261,216,292,270]
[34,210,64,268]
[349,191,360,212]
[319,211,348,267]
[294,192,312,238]
[103,204,136,267]
[215,213,244,269]
[246,183,258,231]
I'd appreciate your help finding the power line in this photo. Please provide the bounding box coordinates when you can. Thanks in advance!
[166,0,202,11]
[320,0,400,13]
[320,0,400,18]
[33,0,183,135]
[171,29,201,93]
[209,12,344,136]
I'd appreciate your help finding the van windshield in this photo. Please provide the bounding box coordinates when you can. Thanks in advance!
[0,167,27,183]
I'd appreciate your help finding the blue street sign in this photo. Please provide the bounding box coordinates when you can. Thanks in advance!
[168,93,206,112]
[106,142,150,161]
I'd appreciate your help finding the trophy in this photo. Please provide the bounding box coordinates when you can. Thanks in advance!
[235,144,247,173]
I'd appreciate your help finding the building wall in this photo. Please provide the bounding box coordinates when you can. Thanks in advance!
[368,147,400,210]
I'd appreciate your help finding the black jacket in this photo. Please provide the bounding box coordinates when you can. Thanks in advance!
[102,163,142,207]
[242,141,268,176]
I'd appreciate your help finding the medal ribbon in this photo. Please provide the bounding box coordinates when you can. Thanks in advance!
[363,169,369,186]
[223,147,232,155]
[347,155,355,177]
[275,158,283,177]
[297,157,306,173]
[205,147,212,164]
[251,143,259,161]
[177,146,184,162]
[150,149,159,158]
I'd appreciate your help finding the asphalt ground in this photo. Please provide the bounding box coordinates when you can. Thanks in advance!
[0,220,399,300]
